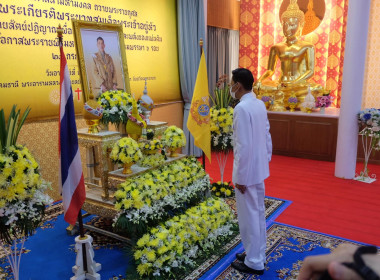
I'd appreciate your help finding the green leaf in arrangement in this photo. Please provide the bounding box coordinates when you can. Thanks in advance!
[0,105,30,153]
[0,110,6,153]
[14,106,31,143]
[211,75,231,109]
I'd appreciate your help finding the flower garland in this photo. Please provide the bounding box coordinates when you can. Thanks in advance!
[97,90,141,125]
[210,106,233,151]
[0,145,53,243]
[110,137,143,164]
[133,197,235,277]
[211,181,234,197]
[84,102,104,117]
[163,126,186,149]
[127,112,147,127]
[113,157,209,233]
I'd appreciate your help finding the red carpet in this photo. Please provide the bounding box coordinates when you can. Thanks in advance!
[204,153,380,246]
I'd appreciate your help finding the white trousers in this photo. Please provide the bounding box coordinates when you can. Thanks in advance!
[235,182,266,270]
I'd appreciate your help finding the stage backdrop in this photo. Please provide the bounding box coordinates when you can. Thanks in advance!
[239,0,348,108]
[0,0,181,120]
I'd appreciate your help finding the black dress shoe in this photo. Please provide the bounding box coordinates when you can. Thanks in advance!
[236,253,246,262]
[231,261,264,275]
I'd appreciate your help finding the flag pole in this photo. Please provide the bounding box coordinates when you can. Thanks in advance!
[57,24,88,274]
[77,210,88,272]
[199,38,206,170]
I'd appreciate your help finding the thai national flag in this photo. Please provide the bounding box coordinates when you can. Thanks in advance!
[59,44,86,225]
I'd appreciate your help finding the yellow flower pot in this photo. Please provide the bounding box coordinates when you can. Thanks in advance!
[122,162,134,174]
[168,147,179,157]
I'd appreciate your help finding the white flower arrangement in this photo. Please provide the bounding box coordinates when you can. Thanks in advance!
[138,153,165,168]
[97,90,142,125]
[114,176,209,226]
[133,197,235,277]
[0,105,52,280]
[113,157,209,232]
[110,137,143,164]
[210,106,234,151]
[162,126,186,149]
[0,144,53,242]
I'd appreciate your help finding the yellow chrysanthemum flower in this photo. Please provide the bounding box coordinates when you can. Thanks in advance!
[137,263,151,276]
[146,250,156,262]
[148,238,159,247]
[0,199,6,208]
[137,234,150,248]
[134,250,143,260]
[134,199,144,209]
[122,199,133,209]
[131,189,139,199]
[157,245,168,255]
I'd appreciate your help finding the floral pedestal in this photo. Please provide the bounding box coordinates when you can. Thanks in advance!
[215,150,231,183]
[354,128,377,183]
[122,162,134,174]
[168,147,179,157]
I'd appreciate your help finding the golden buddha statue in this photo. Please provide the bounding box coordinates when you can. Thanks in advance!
[253,0,327,110]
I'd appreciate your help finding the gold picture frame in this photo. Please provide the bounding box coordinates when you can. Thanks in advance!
[72,20,131,101]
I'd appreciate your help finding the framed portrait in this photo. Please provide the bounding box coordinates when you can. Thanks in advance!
[72,20,131,101]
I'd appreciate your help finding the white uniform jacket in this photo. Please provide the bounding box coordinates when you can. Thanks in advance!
[232,92,272,186]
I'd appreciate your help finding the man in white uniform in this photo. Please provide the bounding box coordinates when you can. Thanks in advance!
[230,68,272,275]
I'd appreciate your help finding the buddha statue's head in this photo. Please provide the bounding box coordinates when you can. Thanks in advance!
[281,0,305,39]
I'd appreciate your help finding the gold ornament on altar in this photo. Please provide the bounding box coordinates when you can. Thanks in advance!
[126,96,147,141]
[271,90,286,112]
[301,86,316,113]
[138,79,154,124]
[83,83,104,134]
[288,95,298,112]
[254,0,329,110]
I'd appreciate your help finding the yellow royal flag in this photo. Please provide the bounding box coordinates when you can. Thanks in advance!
[187,51,211,162]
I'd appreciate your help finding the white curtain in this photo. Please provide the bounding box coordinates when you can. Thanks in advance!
[177,0,206,157]
[207,26,230,96]
[228,30,240,78]
[207,27,240,103]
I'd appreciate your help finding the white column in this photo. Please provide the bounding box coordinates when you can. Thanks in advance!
[335,0,371,179]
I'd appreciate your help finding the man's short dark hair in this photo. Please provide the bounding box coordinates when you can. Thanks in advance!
[232,68,254,91]
[97,37,104,43]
